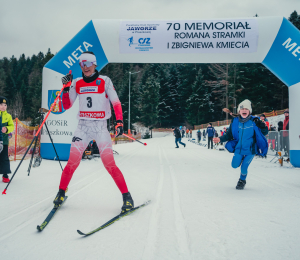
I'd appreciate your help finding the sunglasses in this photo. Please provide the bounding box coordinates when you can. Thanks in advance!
[79,61,96,68]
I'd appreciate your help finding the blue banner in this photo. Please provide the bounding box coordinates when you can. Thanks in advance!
[45,20,108,78]
[263,18,300,87]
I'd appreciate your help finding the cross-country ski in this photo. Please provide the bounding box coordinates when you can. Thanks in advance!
[77,201,150,236]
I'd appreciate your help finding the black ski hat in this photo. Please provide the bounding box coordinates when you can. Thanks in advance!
[0,96,8,104]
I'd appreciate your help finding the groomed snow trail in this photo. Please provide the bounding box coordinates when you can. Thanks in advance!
[1,133,300,260]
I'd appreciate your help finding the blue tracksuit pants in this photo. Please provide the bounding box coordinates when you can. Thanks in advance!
[175,138,185,147]
[231,154,255,180]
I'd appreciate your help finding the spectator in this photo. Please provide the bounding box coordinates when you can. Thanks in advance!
[186,128,189,138]
[206,123,215,149]
[283,109,289,157]
[189,129,192,138]
[260,114,270,130]
[220,130,224,145]
[203,129,206,140]
[270,124,276,131]
[197,129,201,143]
[172,127,186,148]
[0,97,14,183]
[278,121,283,132]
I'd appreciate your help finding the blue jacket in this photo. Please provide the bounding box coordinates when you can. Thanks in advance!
[220,116,268,156]
[206,126,215,137]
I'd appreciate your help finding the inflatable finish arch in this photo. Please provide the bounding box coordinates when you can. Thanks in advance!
[42,17,300,167]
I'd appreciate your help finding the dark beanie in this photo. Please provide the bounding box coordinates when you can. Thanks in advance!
[0,96,8,104]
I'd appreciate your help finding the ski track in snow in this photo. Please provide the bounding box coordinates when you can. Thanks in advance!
[1,133,300,260]
[162,147,192,259]
[142,145,165,260]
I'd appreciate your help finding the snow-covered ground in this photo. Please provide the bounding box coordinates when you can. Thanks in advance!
[1,133,299,260]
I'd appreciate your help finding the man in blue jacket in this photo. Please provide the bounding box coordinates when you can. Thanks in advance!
[206,123,215,149]
[213,99,268,190]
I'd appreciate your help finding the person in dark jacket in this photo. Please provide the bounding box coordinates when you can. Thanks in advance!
[277,121,283,132]
[213,99,268,190]
[206,123,215,149]
[197,129,201,143]
[0,97,15,183]
[172,127,186,148]
[277,121,284,152]
[282,109,289,157]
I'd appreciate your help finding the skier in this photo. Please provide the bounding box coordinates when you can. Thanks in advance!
[172,127,186,148]
[213,99,268,189]
[53,51,134,213]
[0,97,14,183]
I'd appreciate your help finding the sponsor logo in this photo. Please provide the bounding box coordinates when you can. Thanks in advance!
[127,37,136,47]
[79,111,105,119]
[48,90,66,114]
[126,26,157,31]
[138,38,151,45]
[46,120,68,126]
[80,86,98,93]
[72,137,82,142]
[128,37,151,48]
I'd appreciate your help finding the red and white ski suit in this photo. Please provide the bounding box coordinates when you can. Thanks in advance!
[59,74,128,193]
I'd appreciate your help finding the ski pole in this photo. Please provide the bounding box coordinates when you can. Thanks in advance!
[2,70,72,195]
[122,133,147,146]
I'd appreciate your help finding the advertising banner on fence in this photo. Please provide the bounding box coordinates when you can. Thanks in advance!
[119,19,258,54]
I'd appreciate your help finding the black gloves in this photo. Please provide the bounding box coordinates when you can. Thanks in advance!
[0,141,3,153]
[115,120,124,137]
[253,118,266,129]
[61,73,73,93]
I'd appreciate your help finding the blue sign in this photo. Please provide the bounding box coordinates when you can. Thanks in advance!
[263,18,300,87]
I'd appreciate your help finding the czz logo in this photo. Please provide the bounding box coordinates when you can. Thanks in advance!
[138,38,151,44]
[72,137,82,142]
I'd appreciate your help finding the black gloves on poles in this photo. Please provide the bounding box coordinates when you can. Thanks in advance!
[61,73,73,93]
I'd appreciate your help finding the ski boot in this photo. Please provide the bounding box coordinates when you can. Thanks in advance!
[53,189,66,206]
[2,174,10,183]
[236,179,246,190]
[121,192,134,214]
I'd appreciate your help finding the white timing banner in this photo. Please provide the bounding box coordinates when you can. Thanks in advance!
[119,19,259,54]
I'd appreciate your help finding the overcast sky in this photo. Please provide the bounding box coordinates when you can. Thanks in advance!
[0,0,298,59]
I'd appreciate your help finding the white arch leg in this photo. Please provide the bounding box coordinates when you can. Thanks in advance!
[289,82,300,167]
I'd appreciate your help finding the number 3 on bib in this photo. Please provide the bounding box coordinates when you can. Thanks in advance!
[87,97,92,108]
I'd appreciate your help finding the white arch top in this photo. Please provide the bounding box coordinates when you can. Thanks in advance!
[42,17,300,167]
